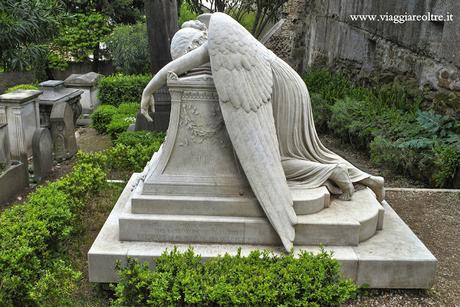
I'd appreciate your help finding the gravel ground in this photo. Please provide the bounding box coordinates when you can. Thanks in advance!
[319,133,460,306]
[348,190,460,306]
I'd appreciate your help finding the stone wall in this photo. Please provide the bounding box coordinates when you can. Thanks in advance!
[266,0,460,92]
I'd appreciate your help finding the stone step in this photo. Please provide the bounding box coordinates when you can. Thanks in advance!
[120,188,382,246]
[131,186,330,217]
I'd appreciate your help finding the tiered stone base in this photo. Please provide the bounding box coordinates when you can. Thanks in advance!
[88,173,437,288]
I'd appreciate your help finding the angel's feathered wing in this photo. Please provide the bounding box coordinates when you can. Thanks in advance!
[208,13,297,251]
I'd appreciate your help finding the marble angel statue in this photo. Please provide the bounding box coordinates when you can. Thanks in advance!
[140,13,384,250]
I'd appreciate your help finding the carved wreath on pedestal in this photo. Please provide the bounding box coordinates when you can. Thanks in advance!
[178,101,226,146]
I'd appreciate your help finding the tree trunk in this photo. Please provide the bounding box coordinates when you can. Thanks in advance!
[145,0,178,74]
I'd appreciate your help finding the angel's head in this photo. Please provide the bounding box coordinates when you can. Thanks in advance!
[170,20,208,60]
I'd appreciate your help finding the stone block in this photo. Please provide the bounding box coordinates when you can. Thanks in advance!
[64,72,102,116]
[38,80,82,128]
[0,161,27,205]
[88,173,437,288]
[32,128,53,182]
[0,90,41,160]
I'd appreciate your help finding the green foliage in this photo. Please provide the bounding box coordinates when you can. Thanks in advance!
[106,23,150,74]
[0,159,107,305]
[92,103,140,139]
[49,13,112,64]
[113,248,358,306]
[178,2,198,25]
[28,259,81,306]
[98,74,151,106]
[91,105,118,134]
[62,0,144,24]
[107,114,136,139]
[77,131,165,173]
[115,131,166,147]
[305,68,460,187]
[0,0,64,71]
[4,84,38,93]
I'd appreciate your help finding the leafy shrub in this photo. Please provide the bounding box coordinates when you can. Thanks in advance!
[92,103,139,139]
[98,74,151,106]
[76,131,165,173]
[113,248,358,306]
[4,84,38,93]
[107,114,136,139]
[91,105,118,134]
[306,68,460,187]
[115,131,165,147]
[0,159,107,305]
[106,23,150,74]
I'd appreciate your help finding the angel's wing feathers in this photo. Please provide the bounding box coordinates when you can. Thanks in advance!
[208,13,297,251]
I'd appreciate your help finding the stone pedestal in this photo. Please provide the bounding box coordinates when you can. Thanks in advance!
[0,123,27,205]
[89,72,437,288]
[0,90,41,160]
[38,80,83,128]
[64,72,102,118]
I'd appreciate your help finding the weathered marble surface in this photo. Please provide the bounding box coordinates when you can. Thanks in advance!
[88,173,436,288]
[38,80,82,127]
[0,90,41,161]
[64,72,101,116]
[32,128,53,182]
[50,102,78,161]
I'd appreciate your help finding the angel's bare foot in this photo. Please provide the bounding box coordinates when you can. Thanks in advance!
[330,164,354,201]
[359,176,385,202]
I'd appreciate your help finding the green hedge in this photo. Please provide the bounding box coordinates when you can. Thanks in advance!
[98,74,151,106]
[77,131,165,173]
[113,248,358,306]
[305,68,460,187]
[0,162,106,306]
[91,103,139,139]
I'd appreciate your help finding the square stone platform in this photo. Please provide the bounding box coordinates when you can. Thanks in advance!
[88,173,437,289]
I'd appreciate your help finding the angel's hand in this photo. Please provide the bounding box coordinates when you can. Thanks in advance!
[141,94,155,122]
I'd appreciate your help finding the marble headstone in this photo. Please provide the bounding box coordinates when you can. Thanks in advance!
[64,72,102,118]
[50,102,78,161]
[0,90,41,161]
[32,128,53,182]
[38,80,83,128]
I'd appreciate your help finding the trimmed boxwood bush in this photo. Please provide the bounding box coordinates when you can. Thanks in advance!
[0,161,106,306]
[113,248,359,306]
[77,131,165,173]
[91,105,118,134]
[98,74,151,106]
[92,103,140,139]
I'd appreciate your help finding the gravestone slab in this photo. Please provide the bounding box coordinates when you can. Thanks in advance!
[64,72,102,118]
[38,80,82,128]
[0,90,41,161]
[32,128,53,182]
[50,102,78,161]
[0,123,27,205]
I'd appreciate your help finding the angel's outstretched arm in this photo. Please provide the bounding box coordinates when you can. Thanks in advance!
[141,42,210,121]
